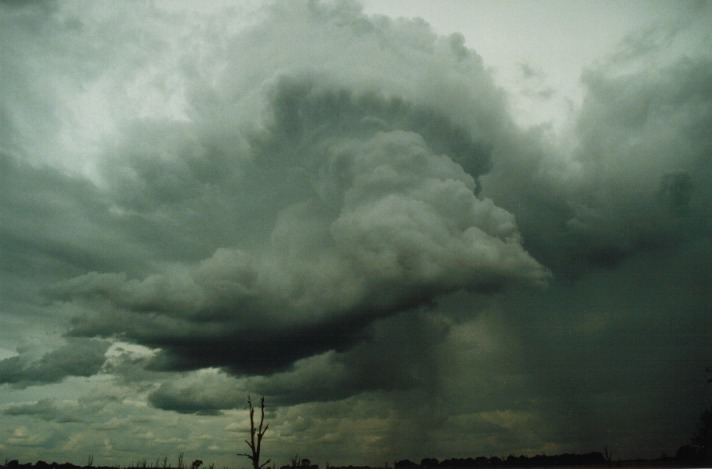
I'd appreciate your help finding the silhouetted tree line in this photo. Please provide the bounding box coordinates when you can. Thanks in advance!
[676,407,712,466]
[388,448,712,468]
[0,460,215,469]
[1,461,111,469]
[394,453,608,468]
[676,367,712,466]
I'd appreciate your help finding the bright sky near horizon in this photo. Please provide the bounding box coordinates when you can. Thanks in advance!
[363,0,687,130]
[1,1,711,467]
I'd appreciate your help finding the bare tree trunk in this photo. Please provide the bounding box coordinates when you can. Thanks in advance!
[239,396,271,469]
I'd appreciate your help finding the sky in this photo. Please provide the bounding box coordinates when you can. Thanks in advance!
[1,0,711,467]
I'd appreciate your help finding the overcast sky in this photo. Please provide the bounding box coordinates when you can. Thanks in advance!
[1,0,711,467]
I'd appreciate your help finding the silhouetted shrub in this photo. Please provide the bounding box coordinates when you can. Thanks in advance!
[394,460,417,469]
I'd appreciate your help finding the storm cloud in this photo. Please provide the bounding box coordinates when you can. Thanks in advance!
[44,3,548,379]
[1,0,711,465]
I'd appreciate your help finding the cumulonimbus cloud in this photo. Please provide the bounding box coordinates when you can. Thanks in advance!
[48,2,548,378]
[58,81,548,374]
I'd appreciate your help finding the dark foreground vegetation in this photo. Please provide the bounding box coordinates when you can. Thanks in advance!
[1,447,710,469]
[391,448,707,467]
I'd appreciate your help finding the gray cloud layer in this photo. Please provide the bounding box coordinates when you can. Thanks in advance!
[0,339,110,388]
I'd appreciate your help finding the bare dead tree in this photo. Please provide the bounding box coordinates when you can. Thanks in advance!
[603,446,613,467]
[239,395,271,469]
